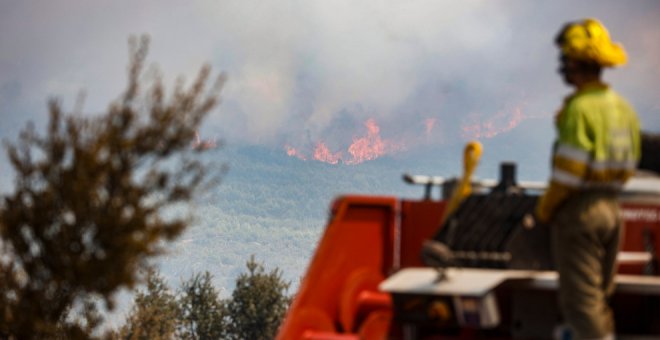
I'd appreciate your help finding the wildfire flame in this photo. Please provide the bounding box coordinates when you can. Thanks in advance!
[461,107,525,139]
[284,118,403,165]
[313,142,343,164]
[284,107,529,164]
[285,145,307,160]
[424,118,436,135]
[191,131,217,150]
[344,118,392,164]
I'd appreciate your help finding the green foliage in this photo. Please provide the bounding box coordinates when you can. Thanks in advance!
[117,257,291,340]
[120,270,180,340]
[177,271,227,339]
[226,255,291,340]
[0,36,226,338]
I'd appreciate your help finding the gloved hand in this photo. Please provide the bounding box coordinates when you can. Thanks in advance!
[522,213,536,229]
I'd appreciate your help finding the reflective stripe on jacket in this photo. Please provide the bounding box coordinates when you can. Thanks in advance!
[535,82,641,223]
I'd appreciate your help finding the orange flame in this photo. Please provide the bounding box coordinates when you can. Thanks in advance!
[461,108,525,139]
[345,118,389,164]
[424,118,436,135]
[285,107,530,163]
[313,142,342,164]
[285,145,307,160]
[191,131,217,150]
[285,118,404,165]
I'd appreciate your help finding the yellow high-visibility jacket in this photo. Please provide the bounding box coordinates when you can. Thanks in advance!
[535,82,641,223]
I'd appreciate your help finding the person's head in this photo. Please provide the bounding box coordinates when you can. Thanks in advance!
[557,54,601,87]
[555,18,626,87]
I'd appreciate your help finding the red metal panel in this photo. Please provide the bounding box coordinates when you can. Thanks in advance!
[399,200,447,268]
[619,203,660,275]
[277,195,398,340]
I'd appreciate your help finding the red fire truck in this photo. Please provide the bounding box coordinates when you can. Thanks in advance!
[277,135,660,339]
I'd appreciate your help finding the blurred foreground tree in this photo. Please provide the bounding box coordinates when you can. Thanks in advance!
[0,36,226,338]
[226,256,291,340]
[177,271,227,339]
[119,270,180,340]
[116,257,292,339]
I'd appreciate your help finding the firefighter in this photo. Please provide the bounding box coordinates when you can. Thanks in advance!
[535,18,641,339]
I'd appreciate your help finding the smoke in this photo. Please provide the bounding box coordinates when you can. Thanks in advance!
[208,1,519,144]
[1,0,659,163]
[194,0,660,151]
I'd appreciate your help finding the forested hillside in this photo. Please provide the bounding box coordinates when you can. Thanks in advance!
[160,144,432,295]
[158,134,549,296]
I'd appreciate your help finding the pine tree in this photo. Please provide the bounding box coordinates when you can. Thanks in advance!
[177,271,227,339]
[120,270,180,340]
[226,256,291,340]
[0,36,226,338]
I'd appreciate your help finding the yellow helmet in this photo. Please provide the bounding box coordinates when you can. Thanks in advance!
[555,18,627,67]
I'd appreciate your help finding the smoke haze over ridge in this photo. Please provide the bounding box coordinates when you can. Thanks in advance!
[1,0,659,170]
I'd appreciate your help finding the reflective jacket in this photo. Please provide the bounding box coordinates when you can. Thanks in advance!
[536,82,641,223]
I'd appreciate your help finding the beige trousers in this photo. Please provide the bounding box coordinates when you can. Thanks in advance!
[552,190,622,339]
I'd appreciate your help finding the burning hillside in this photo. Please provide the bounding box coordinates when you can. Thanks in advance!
[284,119,404,165]
[284,106,533,165]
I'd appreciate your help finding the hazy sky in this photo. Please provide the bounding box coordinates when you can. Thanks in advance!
[1,1,659,178]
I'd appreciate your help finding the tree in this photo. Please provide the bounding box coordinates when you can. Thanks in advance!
[120,270,180,340]
[0,36,226,338]
[177,271,227,339]
[226,256,291,340]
